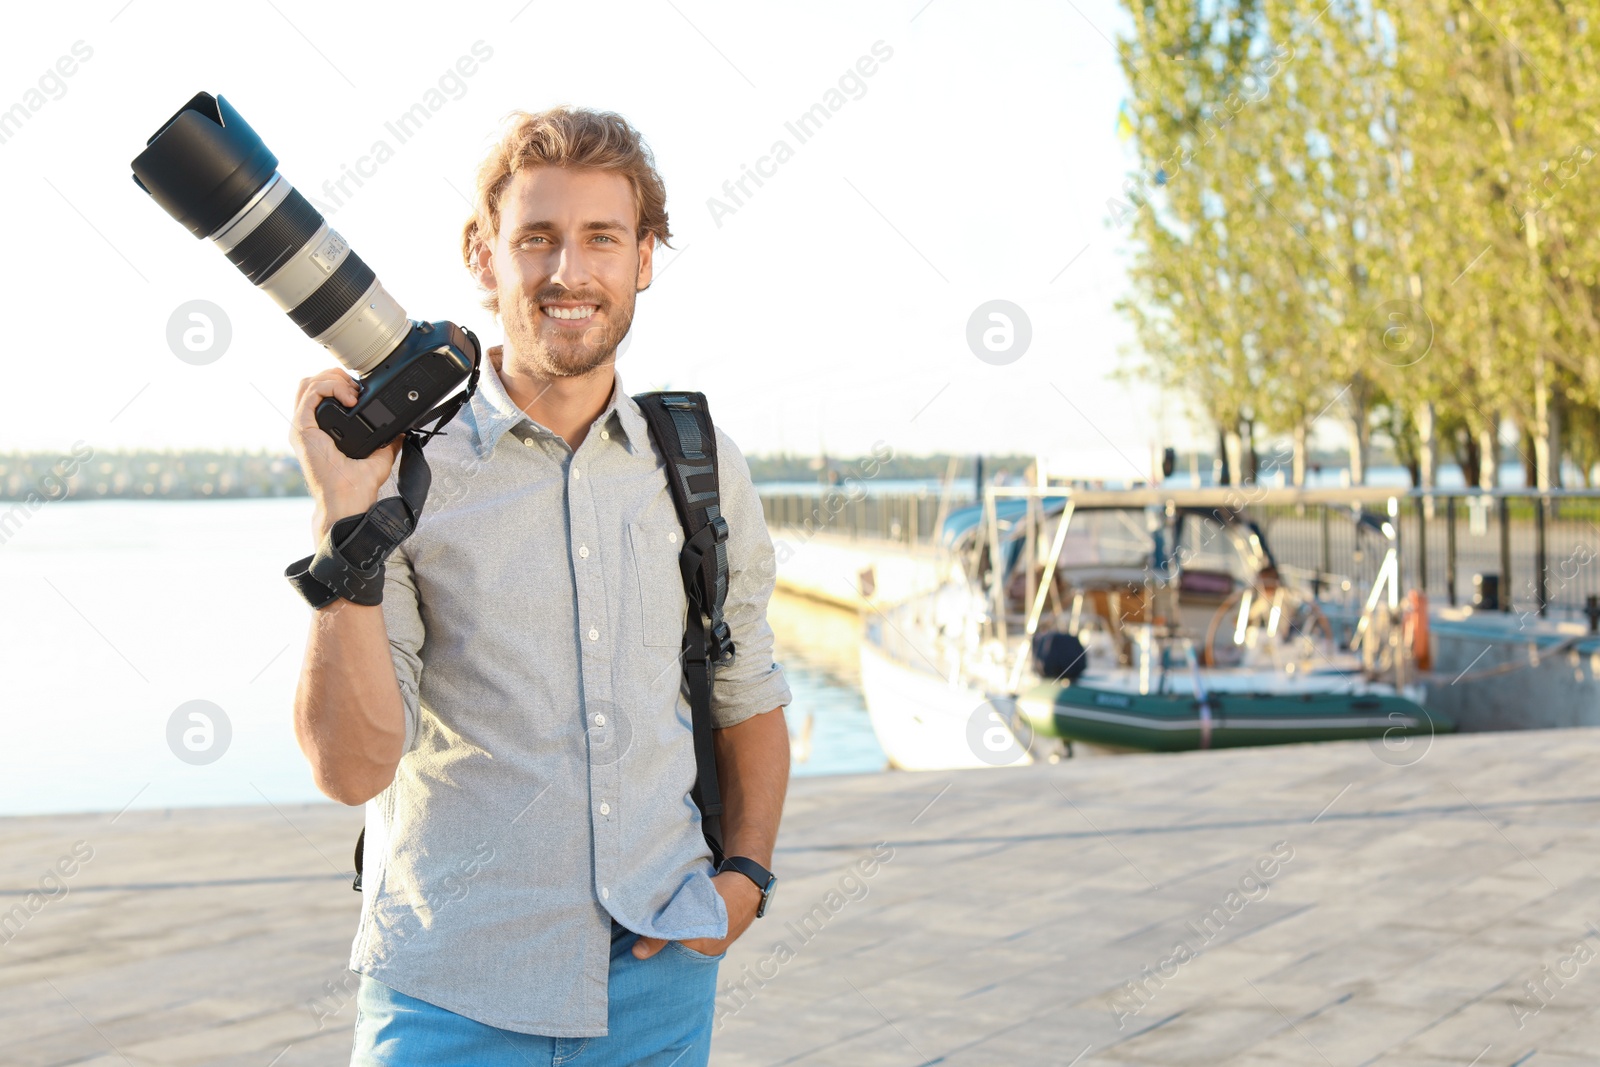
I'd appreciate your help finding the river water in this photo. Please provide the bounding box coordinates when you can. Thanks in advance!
[0,499,884,817]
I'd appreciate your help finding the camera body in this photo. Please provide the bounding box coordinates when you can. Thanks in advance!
[316,319,477,458]
[131,92,475,458]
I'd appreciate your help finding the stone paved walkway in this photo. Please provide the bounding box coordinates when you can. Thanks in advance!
[5,727,1599,1065]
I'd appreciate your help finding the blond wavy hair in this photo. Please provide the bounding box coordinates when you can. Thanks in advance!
[461,106,673,316]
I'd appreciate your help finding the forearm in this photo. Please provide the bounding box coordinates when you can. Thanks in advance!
[293,599,407,806]
[712,707,790,866]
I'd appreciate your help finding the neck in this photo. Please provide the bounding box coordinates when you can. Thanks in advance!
[493,345,614,450]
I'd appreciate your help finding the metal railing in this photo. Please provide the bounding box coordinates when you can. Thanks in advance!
[1255,492,1600,623]
[765,485,1600,625]
[759,491,972,547]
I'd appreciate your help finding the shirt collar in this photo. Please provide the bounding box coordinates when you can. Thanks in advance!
[467,348,650,459]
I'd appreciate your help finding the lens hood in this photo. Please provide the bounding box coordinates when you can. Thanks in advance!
[131,92,277,239]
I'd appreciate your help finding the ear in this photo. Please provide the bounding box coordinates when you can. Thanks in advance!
[635,232,656,293]
[471,232,499,300]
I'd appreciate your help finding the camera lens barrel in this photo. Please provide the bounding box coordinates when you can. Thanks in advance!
[206,172,410,374]
[132,93,409,375]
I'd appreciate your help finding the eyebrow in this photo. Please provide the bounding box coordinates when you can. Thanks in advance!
[509,219,630,239]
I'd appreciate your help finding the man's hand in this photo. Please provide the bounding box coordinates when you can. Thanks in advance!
[631,709,789,959]
[631,870,762,959]
[289,369,403,543]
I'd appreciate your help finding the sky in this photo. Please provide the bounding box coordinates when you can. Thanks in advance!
[0,0,1200,479]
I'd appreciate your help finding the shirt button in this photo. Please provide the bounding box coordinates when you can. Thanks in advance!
[601,887,609,900]
[668,531,678,543]
[588,627,599,641]
[601,430,610,440]
[578,545,590,559]
[600,801,611,815]
[594,713,606,726]
[572,468,581,480]
[522,437,534,447]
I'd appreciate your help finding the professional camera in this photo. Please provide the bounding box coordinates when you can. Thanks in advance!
[130,92,476,458]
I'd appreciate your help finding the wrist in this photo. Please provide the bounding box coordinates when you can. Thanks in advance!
[717,856,777,918]
[315,495,376,540]
[716,870,763,919]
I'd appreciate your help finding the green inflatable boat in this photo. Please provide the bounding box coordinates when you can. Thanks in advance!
[1015,679,1453,753]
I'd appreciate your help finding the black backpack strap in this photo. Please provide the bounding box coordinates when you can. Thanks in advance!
[633,391,734,867]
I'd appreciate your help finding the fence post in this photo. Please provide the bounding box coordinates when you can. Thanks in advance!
[1536,493,1548,618]
[1445,495,1457,607]
[1390,496,1404,602]
[1499,495,1512,613]
[1320,504,1331,583]
[1416,495,1428,593]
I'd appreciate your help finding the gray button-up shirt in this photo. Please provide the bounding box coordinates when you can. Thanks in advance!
[347,351,792,1037]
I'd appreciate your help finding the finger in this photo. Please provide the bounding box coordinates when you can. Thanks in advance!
[295,369,353,407]
[292,376,361,432]
[632,935,666,960]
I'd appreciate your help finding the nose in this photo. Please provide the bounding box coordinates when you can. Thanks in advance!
[548,238,595,292]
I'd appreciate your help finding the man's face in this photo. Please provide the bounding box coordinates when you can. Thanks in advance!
[477,165,654,379]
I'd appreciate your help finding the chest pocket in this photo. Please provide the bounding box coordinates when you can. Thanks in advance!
[628,522,688,647]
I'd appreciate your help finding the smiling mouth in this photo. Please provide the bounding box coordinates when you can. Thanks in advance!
[541,304,598,322]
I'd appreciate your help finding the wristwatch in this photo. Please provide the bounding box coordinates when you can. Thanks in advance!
[717,856,777,918]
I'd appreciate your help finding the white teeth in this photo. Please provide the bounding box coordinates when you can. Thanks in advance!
[543,305,597,320]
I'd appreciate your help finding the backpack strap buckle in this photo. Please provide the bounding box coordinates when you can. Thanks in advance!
[709,616,736,663]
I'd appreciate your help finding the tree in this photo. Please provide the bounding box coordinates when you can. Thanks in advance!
[1115,0,1600,489]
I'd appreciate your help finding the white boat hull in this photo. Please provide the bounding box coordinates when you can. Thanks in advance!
[858,638,1032,771]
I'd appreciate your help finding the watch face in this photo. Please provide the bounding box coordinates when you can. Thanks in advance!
[759,879,776,917]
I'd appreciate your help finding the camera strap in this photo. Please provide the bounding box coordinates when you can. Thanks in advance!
[285,346,481,610]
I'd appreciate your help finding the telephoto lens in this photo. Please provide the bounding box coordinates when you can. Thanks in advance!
[131,92,475,458]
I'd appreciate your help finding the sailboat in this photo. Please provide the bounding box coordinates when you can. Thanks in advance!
[859,485,1451,771]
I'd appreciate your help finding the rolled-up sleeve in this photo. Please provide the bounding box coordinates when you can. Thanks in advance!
[380,542,426,755]
[709,428,793,729]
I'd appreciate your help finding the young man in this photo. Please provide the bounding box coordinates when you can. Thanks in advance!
[287,106,792,1066]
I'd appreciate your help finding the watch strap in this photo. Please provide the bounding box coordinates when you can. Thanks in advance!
[717,855,776,918]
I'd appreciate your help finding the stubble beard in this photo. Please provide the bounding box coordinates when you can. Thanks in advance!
[502,286,636,381]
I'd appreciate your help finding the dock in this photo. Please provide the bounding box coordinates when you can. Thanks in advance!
[769,527,944,610]
[6,727,1600,1064]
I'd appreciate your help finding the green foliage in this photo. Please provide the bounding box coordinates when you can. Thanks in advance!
[1114,0,1600,485]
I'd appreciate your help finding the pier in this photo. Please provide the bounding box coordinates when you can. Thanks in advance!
[5,726,1599,1065]
[769,527,944,610]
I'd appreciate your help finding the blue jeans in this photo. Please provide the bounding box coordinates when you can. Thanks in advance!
[349,920,723,1066]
